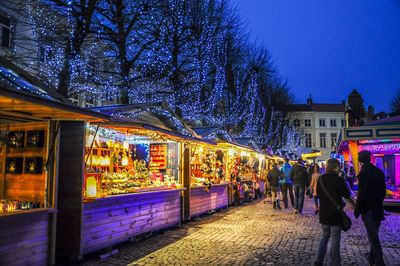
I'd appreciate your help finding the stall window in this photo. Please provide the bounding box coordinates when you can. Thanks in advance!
[83,126,182,199]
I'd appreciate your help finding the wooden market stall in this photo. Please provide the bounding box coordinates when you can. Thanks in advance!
[56,103,210,260]
[0,58,107,266]
[342,120,400,206]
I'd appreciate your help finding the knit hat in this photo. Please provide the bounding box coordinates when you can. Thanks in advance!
[358,150,371,163]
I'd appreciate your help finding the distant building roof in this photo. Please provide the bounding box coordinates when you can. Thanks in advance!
[286,103,345,113]
[193,127,235,142]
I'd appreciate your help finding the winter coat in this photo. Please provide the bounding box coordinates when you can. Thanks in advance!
[317,172,351,226]
[355,162,386,222]
[267,167,282,187]
[289,163,308,185]
[280,163,293,184]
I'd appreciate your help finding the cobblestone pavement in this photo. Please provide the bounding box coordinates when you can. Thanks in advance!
[83,198,400,266]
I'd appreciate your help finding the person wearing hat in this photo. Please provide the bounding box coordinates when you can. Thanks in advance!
[355,150,386,266]
[290,158,308,214]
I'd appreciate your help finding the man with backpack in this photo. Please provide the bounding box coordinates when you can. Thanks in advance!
[290,158,308,214]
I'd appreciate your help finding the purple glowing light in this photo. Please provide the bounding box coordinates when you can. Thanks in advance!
[361,142,400,153]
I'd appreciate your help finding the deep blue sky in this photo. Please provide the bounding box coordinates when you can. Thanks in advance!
[233,0,400,112]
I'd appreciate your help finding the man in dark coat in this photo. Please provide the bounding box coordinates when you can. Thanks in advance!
[355,151,386,266]
[290,158,308,214]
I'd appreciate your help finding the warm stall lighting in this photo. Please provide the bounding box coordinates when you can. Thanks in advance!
[240,151,250,157]
[86,176,97,198]
[121,153,129,166]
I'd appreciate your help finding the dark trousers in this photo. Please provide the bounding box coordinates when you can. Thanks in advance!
[254,188,262,199]
[281,184,294,208]
[362,210,385,266]
[293,184,305,213]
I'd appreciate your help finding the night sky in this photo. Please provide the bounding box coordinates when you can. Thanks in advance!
[234,0,400,112]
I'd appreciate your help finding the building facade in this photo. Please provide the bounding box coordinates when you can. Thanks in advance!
[288,96,346,162]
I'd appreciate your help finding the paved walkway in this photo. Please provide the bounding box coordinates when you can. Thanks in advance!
[83,198,400,266]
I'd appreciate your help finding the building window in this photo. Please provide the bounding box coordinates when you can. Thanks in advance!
[0,15,11,48]
[341,119,346,127]
[319,119,326,127]
[305,119,311,127]
[293,119,300,127]
[330,119,337,127]
[331,133,337,147]
[320,133,326,148]
[305,133,312,148]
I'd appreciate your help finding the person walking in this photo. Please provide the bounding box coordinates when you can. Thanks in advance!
[290,158,308,214]
[309,164,321,214]
[354,151,386,266]
[314,159,355,266]
[267,163,282,209]
[280,158,294,209]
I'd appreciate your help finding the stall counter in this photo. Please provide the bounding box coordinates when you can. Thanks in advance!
[189,183,228,218]
[82,189,184,255]
[0,208,56,266]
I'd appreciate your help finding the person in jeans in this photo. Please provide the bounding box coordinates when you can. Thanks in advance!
[309,164,321,214]
[267,163,283,209]
[314,159,355,266]
[355,151,386,266]
[290,158,308,214]
[280,158,294,208]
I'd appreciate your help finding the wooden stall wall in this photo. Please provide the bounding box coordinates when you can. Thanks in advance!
[56,121,85,260]
[0,210,51,266]
[190,184,228,218]
[82,190,182,255]
[1,122,49,205]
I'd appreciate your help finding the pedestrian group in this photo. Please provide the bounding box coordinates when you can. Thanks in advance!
[264,151,386,266]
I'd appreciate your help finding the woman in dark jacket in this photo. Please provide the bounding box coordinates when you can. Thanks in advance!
[267,163,283,209]
[314,159,355,266]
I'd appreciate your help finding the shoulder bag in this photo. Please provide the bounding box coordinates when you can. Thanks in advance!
[319,177,352,232]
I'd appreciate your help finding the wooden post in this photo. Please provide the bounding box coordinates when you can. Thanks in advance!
[56,121,85,261]
[183,145,191,221]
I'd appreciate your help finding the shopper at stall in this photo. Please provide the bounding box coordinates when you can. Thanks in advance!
[307,163,315,198]
[354,151,386,266]
[314,159,355,266]
[267,163,283,209]
[253,178,262,199]
[280,158,294,209]
[309,164,321,214]
[290,158,308,214]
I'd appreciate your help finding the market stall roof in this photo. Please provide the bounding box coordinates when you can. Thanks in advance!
[343,124,400,141]
[192,127,235,143]
[0,57,109,122]
[235,137,260,151]
[96,120,216,145]
[89,102,199,138]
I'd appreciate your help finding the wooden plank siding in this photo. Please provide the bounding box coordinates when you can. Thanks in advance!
[82,189,182,255]
[189,184,228,218]
[0,210,51,266]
